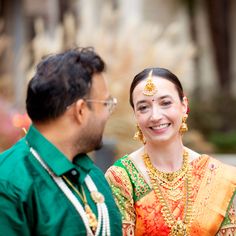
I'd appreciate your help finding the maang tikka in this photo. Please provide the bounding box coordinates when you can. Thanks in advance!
[143,70,157,96]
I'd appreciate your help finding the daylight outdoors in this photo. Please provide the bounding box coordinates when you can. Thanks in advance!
[0,0,235,171]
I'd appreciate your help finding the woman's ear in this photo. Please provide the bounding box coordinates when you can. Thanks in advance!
[182,96,189,114]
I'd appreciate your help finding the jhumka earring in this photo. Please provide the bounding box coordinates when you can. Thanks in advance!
[133,124,146,144]
[179,114,188,135]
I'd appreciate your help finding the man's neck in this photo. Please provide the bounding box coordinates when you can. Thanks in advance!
[34,122,77,161]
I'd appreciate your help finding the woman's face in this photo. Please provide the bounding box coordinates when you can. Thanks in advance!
[132,76,188,144]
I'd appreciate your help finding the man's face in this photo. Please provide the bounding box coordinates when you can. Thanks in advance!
[79,73,111,153]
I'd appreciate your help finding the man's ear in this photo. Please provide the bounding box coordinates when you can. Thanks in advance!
[73,99,88,124]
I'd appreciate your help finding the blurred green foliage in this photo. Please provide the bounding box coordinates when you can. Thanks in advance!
[189,94,236,153]
[209,132,236,153]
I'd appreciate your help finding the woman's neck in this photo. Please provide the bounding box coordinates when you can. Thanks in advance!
[144,140,185,172]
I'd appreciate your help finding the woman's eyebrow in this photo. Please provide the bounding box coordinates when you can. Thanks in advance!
[136,100,148,107]
[158,95,172,100]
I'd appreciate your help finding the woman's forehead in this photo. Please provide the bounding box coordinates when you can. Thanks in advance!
[133,76,177,97]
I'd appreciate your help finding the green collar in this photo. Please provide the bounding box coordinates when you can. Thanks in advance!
[26,125,94,181]
[72,153,94,183]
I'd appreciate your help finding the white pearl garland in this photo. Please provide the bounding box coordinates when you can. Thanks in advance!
[30,147,110,236]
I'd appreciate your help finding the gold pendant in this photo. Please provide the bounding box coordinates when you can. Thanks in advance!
[171,220,188,236]
[84,204,98,231]
[91,191,104,203]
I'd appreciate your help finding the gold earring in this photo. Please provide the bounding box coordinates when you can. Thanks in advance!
[179,114,188,135]
[133,124,146,144]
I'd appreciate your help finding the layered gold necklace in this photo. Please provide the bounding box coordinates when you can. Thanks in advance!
[143,150,193,236]
[143,151,189,201]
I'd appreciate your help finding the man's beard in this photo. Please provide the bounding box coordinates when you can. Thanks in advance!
[90,132,104,151]
[94,139,103,151]
[77,130,104,154]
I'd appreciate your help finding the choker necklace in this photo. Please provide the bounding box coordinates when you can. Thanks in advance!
[143,150,189,183]
[30,147,110,236]
[143,150,193,236]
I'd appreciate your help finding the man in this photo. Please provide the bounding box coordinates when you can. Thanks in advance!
[0,47,122,236]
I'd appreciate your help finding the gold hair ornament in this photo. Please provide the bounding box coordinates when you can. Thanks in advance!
[142,70,157,96]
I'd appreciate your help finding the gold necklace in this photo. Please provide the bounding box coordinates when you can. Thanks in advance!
[144,150,189,201]
[143,151,193,236]
[143,150,189,184]
[62,176,98,232]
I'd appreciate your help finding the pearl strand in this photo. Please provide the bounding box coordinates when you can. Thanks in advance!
[30,147,110,236]
[85,175,110,236]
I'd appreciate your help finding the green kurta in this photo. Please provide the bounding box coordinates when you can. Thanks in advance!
[0,125,122,236]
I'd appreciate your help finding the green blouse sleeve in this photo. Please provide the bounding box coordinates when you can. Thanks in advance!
[105,164,136,225]
[217,190,236,235]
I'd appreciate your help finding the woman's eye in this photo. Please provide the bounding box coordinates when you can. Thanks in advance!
[137,105,149,112]
[162,101,172,106]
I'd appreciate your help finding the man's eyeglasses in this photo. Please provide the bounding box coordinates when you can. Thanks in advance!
[84,97,117,113]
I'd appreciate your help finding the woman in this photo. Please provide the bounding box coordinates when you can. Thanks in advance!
[105,68,236,236]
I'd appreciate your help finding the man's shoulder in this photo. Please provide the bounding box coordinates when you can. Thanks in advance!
[0,138,33,193]
[0,138,29,166]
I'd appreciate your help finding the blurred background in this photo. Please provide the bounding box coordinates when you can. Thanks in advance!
[0,0,236,169]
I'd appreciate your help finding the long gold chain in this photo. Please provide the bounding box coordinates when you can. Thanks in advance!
[143,151,193,236]
[62,176,98,232]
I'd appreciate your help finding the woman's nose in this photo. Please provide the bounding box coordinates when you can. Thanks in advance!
[150,106,162,121]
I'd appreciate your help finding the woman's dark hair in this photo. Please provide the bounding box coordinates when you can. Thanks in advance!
[129,67,184,108]
[26,47,105,122]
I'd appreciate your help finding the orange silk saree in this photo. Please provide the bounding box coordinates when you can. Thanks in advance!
[106,155,236,236]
